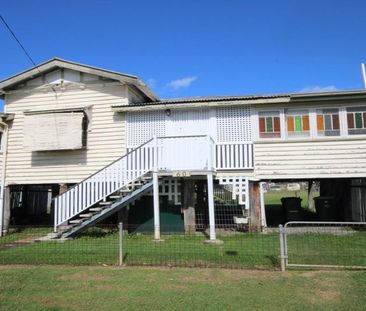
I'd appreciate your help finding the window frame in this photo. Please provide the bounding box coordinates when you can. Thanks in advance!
[285,108,311,139]
[257,110,282,139]
[346,106,366,136]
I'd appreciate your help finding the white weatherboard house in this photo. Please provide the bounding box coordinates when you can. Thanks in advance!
[0,58,365,240]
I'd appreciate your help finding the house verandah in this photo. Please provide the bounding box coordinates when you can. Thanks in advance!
[0,58,366,240]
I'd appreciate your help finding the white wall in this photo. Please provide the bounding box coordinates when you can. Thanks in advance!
[4,71,129,185]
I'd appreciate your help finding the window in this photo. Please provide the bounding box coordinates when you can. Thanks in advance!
[286,109,310,138]
[23,112,86,151]
[316,108,340,136]
[347,107,366,135]
[258,111,281,138]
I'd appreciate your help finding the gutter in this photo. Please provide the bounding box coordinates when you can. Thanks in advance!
[111,97,290,112]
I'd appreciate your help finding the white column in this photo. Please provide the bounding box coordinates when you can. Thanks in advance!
[259,182,267,228]
[153,172,160,240]
[207,173,216,240]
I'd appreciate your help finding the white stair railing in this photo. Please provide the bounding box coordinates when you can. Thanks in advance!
[53,138,155,231]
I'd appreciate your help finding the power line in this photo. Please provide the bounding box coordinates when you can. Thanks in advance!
[0,14,57,94]
[0,14,38,68]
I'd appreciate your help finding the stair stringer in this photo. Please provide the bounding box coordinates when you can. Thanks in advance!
[60,180,153,239]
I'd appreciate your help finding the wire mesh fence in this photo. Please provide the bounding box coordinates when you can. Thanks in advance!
[0,225,279,269]
[1,222,365,270]
[0,226,118,265]
[282,222,366,269]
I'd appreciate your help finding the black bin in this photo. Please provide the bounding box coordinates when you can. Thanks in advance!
[314,196,336,221]
[281,197,302,222]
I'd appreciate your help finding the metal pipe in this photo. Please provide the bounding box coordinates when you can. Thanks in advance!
[0,120,8,236]
[119,222,123,266]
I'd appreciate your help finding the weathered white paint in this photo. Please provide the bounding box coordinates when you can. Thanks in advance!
[23,112,84,151]
[207,173,216,240]
[54,138,155,228]
[4,70,129,185]
[153,172,160,240]
[254,139,366,179]
[54,136,215,228]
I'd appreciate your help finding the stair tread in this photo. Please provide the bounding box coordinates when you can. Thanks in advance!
[79,213,94,218]
[90,208,103,212]
[99,201,113,205]
[69,219,84,224]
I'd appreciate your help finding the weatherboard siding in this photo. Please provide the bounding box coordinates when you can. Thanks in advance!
[5,82,128,185]
[254,139,366,179]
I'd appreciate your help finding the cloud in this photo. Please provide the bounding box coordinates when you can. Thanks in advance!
[298,85,338,93]
[167,76,197,90]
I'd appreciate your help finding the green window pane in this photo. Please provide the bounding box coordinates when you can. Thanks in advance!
[295,116,302,132]
[266,117,273,132]
[355,113,363,128]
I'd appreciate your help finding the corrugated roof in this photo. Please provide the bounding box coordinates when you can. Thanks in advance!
[130,93,290,106]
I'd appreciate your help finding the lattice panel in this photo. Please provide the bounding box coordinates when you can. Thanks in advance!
[127,111,166,147]
[216,106,252,143]
[217,176,248,207]
[146,178,181,205]
[166,108,212,137]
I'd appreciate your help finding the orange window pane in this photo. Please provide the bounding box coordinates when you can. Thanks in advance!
[287,116,294,132]
[259,117,265,133]
[302,115,310,131]
[317,114,324,131]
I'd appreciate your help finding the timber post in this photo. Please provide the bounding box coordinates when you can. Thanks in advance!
[249,181,262,232]
[181,179,196,234]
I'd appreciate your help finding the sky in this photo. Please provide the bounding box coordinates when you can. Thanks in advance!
[1,0,366,105]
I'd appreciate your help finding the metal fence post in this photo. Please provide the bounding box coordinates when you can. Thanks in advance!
[119,222,123,266]
[279,225,286,272]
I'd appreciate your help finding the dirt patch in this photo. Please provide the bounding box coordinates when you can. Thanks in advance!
[317,290,340,302]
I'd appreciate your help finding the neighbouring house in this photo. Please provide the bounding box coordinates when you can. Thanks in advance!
[0,58,365,240]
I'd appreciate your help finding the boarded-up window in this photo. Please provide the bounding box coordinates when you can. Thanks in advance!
[23,112,85,151]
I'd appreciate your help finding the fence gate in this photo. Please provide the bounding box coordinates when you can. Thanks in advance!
[279,221,366,271]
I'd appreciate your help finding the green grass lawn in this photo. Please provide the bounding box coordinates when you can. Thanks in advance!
[1,228,365,268]
[0,265,365,311]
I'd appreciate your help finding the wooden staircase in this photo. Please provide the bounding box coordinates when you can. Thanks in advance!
[53,138,157,238]
[58,175,153,238]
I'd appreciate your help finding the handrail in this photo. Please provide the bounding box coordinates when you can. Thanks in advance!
[52,137,154,201]
[53,136,255,230]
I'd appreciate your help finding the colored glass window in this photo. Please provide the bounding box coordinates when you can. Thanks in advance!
[258,111,281,138]
[286,110,310,137]
[347,107,366,135]
[316,108,340,137]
